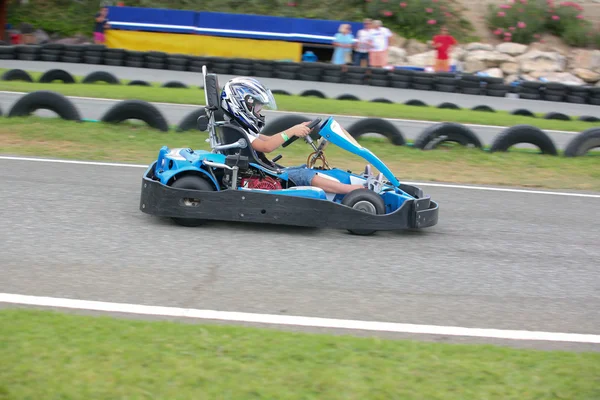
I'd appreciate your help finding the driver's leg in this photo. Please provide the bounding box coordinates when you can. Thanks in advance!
[310,174,364,194]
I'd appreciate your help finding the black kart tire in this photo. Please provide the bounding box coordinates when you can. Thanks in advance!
[300,90,326,98]
[162,80,188,89]
[101,100,169,132]
[169,175,215,227]
[490,125,558,155]
[564,128,600,157]
[437,102,460,110]
[337,94,360,101]
[346,118,406,146]
[413,122,482,150]
[578,115,600,123]
[510,108,535,117]
[405,99,427,107]
[38,69,76,84]
[8,90,81,121]
[82,71,120,85]
[1,68,33,82]
[341,189,386,236]
[128,80,151,86]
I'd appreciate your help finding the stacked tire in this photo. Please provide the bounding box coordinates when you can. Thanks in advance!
[144,51,167,69]
[589,87,600,105]
[517,81,543,100]
[0,44,16,60]
[543,82,567,102]
[15,44,39,61]
[458,74,482,95]
[389,69,412,89]
[83,45,105,64]
[433,72,458,93]
[367,68,390,87]
[124,50,145,68]
[61,44,86,63]
[566,85,590,104]
[167,53,190,71]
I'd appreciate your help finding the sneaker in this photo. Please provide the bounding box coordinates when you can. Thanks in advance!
[365,172,384,193]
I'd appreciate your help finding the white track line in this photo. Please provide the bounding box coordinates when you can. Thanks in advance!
[0,91,579,134]
[1,155,599,198]
[1,293,598,344]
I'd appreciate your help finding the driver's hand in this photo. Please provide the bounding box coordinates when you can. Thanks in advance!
[288,123,311,137]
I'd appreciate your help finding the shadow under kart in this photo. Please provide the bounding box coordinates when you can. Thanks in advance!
[139,66,439,235]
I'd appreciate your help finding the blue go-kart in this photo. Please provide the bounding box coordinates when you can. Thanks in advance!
[139,66,439,235]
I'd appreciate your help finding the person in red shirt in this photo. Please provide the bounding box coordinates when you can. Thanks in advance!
[432,26,457,72]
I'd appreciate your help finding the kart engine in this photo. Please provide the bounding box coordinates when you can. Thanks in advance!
[240,175,282,190]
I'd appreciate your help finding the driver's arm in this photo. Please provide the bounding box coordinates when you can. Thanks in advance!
[251,123,311,153]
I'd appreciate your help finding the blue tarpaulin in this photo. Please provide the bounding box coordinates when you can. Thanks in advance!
[107,6,363,44]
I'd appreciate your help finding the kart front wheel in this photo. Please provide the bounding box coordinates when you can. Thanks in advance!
[341,189,385,236]
[169,175,214,227]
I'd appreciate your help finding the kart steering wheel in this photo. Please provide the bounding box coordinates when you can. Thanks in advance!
[281,118,322,148]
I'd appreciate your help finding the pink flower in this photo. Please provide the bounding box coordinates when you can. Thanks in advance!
[504,31,512,36]
[400,2,407,7]
[517,21,526,28]
[520,0,527,3]
[427,19,437,24]
[500,4,512,9]
[504,36,512,41]
[509,26,516,30]
[444,12,451,17]
[494,28,503,35]
[498,11,506,17]
[426,8,433,13]
[552,15,560,20]
[576,14,584,19]
[382,10,393,16]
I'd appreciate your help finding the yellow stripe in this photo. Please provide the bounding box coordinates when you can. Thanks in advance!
[105,30,301,61]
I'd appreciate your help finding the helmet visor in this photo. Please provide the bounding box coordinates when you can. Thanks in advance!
[231,77,278,112]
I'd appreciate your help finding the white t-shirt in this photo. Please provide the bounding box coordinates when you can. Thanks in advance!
[370,27,392,52]
[355,29,371,53]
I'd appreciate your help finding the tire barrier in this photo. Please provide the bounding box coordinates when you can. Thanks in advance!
[579,116,600,123]
[38,69,76,84]
[100,99,169,132]
[7,90,81,121]
[489,125,558,155]
[1,68,33,82]
[564,128,600,157]
[82,71,120,85]
[2,90,598,157]
[413,122,482,150]
[0,42,593,105]
[345,118,406,146]
[2,66,597,122]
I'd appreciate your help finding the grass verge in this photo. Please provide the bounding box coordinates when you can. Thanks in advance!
[1,309,599,400]
[1,117,599,191]
[0,68,597,132]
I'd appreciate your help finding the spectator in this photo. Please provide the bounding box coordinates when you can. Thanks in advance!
[369,20,392,68]
[94,6,110,44]
[331,24,354,72]
[432,26,457,72]
[353,18,372,67]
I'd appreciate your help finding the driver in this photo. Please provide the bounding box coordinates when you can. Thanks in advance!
[220,76,385,194]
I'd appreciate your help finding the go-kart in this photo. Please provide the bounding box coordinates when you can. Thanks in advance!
[139,66,439,235]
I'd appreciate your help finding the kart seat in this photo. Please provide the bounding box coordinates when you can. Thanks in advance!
[218,122,281,172]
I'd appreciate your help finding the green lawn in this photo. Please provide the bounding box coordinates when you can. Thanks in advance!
[1,309,599,400]
[0,68,597,132]
[1,117,599,191]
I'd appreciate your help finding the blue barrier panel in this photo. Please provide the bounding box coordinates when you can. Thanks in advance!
[195,11,363,44]
[107,6,197,34]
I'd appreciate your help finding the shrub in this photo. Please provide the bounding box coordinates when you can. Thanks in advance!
[486,0,599,48]
[365,0,473,41]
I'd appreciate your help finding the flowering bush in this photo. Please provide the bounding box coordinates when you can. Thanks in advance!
[364,0,473,40]
[486,0,599,48]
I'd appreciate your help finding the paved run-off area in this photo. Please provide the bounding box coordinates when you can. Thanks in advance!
[0,156,599,351]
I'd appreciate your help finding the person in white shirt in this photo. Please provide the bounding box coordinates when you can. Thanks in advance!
[368,20,392,68]
[353,18,372,67]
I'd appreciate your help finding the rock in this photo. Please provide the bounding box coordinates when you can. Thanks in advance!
[450,46,467,61]
[465,50,515,68]
[530,71,585,85]
[466,42,494,51]
[520,59,564,73]
[405,39,428,56]
[392,35,407,49]
[573,68,600,83]
[463,58,487,73]
[406,51,436,67]
[34,29,50,44]
[517,50,566,64]
[528,42,552,52]
[496,42,528,56]
[597,81,600,87]
[501,62,519,75]
[388,46,407,65]
[504,74,520,84]
[482,68,503,78]
[569,49,600,73]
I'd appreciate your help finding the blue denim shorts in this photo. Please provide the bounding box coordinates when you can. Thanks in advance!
[285,165,318,187]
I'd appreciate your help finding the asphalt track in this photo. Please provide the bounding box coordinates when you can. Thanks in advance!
[1,156,599,351]
[0,92,581,150]
[2,59,599,116]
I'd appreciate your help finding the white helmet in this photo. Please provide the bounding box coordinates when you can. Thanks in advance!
[220,77,278,134]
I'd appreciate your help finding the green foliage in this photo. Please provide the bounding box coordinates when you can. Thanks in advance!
[6,0,471,42]
[486,0,599,49]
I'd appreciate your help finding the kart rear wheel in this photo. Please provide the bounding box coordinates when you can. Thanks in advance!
[342,189,385,236]
[170,175,214,227]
